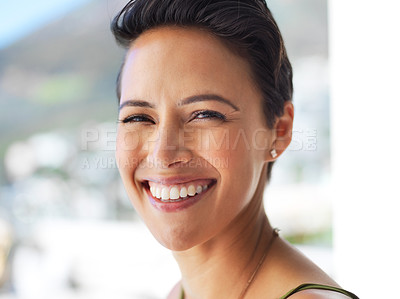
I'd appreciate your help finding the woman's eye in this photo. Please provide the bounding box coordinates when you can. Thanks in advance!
[191,110,227,121]
[120,114,155,124]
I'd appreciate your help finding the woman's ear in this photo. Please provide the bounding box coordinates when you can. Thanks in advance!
[267,101,294,161]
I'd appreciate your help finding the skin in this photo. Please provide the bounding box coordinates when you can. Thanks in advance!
[116,26,345,299]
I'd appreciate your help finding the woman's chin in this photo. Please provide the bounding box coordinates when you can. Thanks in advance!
[161,241,194,252]
[150,227,204,252]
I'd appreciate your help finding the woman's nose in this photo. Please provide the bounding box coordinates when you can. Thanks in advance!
[149,123,193,168]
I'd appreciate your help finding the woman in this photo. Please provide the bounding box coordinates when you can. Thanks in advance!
[112,0,358,298]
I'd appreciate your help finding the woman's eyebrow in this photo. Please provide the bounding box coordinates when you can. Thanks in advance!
[179,94,240,111]
[119,100,155,110]
[119,95,240,111]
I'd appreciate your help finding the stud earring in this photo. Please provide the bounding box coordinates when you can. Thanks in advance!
[270,149,277,159]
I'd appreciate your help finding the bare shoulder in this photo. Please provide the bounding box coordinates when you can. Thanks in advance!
[288,289,353,299]
[166,280,182,299]
[254,238,353,298]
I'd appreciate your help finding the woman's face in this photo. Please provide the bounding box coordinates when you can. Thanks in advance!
[116,27,274,251]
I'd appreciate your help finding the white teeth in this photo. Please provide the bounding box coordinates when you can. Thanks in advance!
[149,182,211,201]
[196,185,203,194]
[170,187,180,200]
[156,187,161,199]
[187,185,196,196]
[161,187,170,200]
[180,187,188,198]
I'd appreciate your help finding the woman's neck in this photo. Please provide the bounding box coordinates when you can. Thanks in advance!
[172,200,273,299]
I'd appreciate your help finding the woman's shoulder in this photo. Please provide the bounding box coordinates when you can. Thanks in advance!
[166,280,182,299]
[280,283,359,298]
[253,239,358,298]
[285,289,356,299]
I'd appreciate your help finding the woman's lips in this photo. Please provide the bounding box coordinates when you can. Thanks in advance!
[142,178,216,212]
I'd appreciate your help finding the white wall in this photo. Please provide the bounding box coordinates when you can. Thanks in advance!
[329,1,400,298]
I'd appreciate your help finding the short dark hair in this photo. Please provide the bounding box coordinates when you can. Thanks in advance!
[111,0,293,181]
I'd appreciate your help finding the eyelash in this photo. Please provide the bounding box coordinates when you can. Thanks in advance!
[119,114,155,124]
[190,110,227,121]
[119,110,226,124]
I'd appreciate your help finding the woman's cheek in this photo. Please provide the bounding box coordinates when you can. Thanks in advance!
[116,129,143,175]
[117,129,143,152]
[187,129,227,180]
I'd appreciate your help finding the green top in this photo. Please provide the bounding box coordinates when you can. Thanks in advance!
[280,283,359,299]
[180,283,359,299]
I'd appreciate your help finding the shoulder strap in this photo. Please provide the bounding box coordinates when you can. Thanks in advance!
[181,283,359,299]
[280,283,359,299]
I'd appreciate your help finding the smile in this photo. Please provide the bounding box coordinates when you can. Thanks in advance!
[142,178,216,211]
[149,180,211,202]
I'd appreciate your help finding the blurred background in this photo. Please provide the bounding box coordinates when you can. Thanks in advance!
[0,0,339,298]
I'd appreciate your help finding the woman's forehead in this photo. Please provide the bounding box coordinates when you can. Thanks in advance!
[126,26,250,75]
[120,26,259,107]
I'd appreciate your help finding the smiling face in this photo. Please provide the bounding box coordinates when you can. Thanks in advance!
[116,27,275,251]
